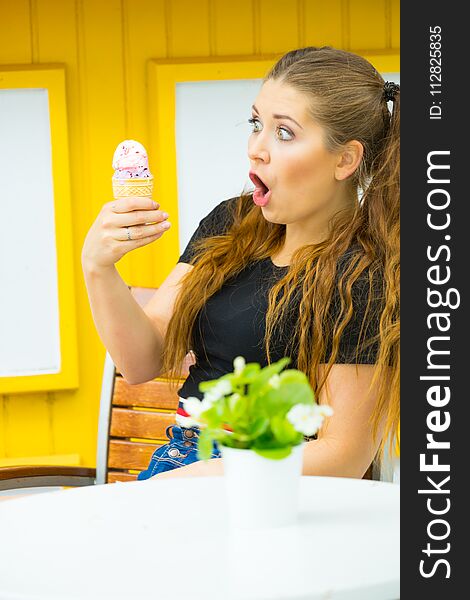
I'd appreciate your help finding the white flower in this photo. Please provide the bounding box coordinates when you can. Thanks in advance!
[268,374,281,389]
[233,356,246,375]
[203,379,232,403]
[183,393,220,427]
[287,403,333,437]
[215,379,233,396]
[314,404,334,418]
[182,397,206,420]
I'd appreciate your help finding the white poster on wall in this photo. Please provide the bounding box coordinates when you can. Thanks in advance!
[0,88,61,377]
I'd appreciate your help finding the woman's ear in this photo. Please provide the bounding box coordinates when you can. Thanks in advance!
[335,140,364,181]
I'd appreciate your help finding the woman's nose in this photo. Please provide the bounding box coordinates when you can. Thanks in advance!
[248,135,270,163]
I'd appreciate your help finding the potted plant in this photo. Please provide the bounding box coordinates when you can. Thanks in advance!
[182,356,333,529]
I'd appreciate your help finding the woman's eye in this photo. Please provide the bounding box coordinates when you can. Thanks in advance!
[248,118,293,141]
[248,117,262,132]
[277,127,293,141]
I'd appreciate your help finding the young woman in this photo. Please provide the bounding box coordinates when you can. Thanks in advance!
[82,46,400,481]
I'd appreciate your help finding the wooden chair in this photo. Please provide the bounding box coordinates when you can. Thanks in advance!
[0,286,193,491]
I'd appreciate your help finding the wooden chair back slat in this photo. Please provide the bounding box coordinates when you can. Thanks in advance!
[112,378,180,410]
[107,471,138,483]
[108,439,163,471]
[110,408,176,440]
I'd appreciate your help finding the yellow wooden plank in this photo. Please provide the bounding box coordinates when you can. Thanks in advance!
[0,0,31,63]
[390,0,400,50]
[0,397,5,456]
[78,0,129,290]
[167,0,211,57]
[122,0,167,140]
[362,53,399,73]
[349,0,387,51]
[213,0,254,55]
[304,0,344,48]
[2,394,51,457]
[122,0,168,132]
[35,0,77,60]
[68,0,109,465]
[81,0,127,205]
[50,385,98,468]
[259,0,299,54]
[0,453,81,467]
[32,0,98,468]
[123,0,167,286]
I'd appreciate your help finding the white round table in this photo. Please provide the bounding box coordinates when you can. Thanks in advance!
[0,476,399,599]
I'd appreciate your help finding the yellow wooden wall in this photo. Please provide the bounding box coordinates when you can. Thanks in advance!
[0,0,400,467]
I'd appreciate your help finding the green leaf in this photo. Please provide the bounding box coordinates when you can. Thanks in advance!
[231,394,249,422]
[279,369,310,385]
[270,415,300,445]
[200,404,223,429]
[277,382,314,407]
[197,428,215,461]
[246,416,270,438]
[228,393,240,413]
[222,437,251,450]
[248,358,291,395]
[253,446,292,460]
[239,363,261,380]
[258,387,292,416]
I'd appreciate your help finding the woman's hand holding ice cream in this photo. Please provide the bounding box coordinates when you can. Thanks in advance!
[81,197,171,271]
[82,140,170,272]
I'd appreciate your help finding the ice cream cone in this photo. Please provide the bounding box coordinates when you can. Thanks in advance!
[112,176,154,198]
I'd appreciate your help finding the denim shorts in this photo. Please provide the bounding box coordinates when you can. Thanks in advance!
[137,401,221,480]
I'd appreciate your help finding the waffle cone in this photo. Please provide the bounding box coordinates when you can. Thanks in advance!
[112,176,154,198]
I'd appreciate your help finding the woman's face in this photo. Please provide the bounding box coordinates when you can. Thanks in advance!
[248,79,345,226]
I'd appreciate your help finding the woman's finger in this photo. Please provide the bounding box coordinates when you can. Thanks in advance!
[110,197,158,213]
[119,230,165,249]
[117,220,171,241]
[113,209,169,228]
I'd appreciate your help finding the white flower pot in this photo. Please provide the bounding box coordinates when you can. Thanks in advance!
[220,443,304,530]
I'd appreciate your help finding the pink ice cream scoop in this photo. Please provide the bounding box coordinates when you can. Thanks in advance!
[112,140,154,198]
[112,139,152,179]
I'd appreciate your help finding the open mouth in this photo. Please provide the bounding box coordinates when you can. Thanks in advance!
[249,172,271,207]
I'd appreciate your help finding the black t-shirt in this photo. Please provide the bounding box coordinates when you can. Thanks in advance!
[177,197,382,400]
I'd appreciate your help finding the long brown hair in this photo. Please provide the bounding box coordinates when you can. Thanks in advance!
[161,47,400,457]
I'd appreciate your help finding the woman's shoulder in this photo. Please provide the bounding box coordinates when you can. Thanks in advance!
[196,196,240,235]
[207,195,241,215]
[178,196,241,265]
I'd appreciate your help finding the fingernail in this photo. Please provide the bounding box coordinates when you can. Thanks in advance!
[153,201,158,208]
[162,212,169,219]
[162,221,171,229]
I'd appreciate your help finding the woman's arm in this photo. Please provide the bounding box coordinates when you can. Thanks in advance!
[155,363,384,480]
[302,363,384,478]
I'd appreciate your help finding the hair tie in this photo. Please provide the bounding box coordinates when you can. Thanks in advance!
[383,81,400,102]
